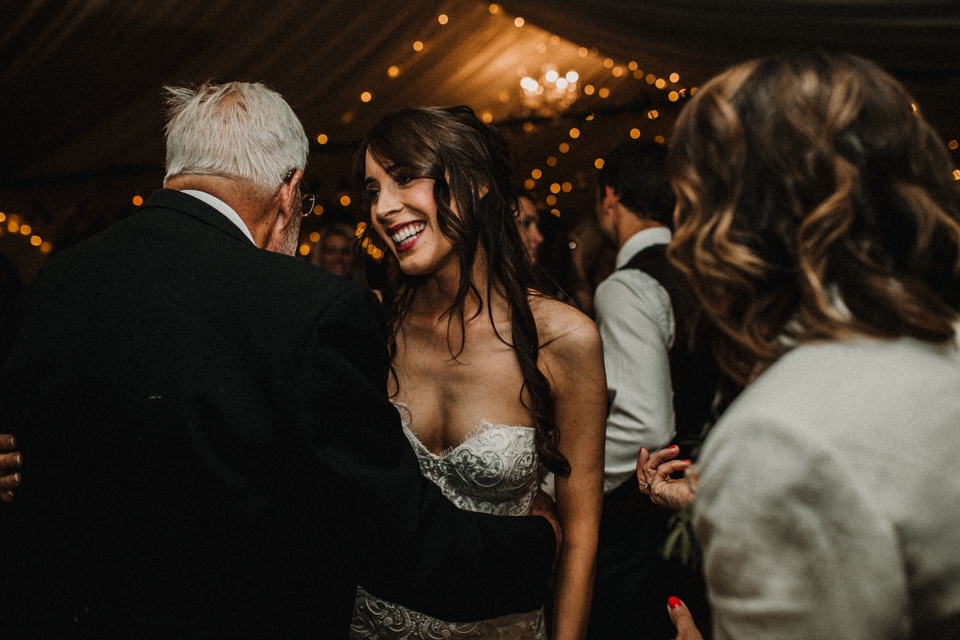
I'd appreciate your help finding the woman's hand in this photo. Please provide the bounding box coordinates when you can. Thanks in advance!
[0,433,23,504]
[637,445,697,511]
[667,596,704,640]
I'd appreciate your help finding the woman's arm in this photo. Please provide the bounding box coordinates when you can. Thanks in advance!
[540,308,607,640]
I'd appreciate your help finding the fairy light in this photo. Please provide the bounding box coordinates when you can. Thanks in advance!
[360,92,372,103]
[340,195,351,207]
[132,195,143,206]
[514,17,524,27]
[387,66,400,78]
[413,40,424,51]
[317,133,328,144]
[438,14,448,25]
[489,4,500,14]
[630,128,641,139]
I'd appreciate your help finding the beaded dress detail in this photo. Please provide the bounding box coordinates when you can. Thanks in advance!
[350,404,546,639]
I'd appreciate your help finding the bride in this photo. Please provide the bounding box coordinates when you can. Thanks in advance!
[349,106,606,640]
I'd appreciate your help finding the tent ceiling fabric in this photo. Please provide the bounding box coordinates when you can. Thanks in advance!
[1,0,958,271]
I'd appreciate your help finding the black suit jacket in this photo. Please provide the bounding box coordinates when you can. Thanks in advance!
[0,190,554,638]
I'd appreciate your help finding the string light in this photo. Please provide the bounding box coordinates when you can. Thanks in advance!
[303,7,697,240]
[0,210,51,255]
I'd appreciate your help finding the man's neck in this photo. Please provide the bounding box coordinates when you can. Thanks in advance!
[617,211,664,249]
[165,175,272,247]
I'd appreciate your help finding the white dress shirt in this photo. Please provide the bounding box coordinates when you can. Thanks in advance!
[594,226,675,494]
[181,189,256,245]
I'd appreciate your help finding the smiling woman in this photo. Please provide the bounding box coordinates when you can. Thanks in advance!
[350,106,607,640]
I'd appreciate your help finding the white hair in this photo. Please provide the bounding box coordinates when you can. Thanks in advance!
[163,82,308,193]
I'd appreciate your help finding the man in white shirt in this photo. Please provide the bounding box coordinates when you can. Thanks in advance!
[586,139,718,640]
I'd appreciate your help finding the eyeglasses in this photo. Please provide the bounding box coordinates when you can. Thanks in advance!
[281,169,315,217]
[301,193,316,217]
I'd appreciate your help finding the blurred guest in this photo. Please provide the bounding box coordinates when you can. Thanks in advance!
[516,193,545,265]
[587,139,717,640]
[311,221,358,278]
[565,217,615,317]
[667,50,960,639]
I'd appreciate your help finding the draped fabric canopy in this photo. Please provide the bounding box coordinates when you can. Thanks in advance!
[2,0,958,275]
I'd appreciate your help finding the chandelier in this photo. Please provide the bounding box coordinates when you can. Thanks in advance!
[520,66,580,117]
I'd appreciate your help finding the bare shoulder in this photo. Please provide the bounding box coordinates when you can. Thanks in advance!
[528,294,602,359]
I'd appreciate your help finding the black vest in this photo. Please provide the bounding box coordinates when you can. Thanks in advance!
[621,243,719,444]
[603,243,721,509]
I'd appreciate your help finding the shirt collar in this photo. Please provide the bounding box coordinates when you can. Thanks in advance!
[181,190,256,245]
[616,226,672,268]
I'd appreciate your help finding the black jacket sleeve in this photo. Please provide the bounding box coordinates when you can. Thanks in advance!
[296,285,555,621]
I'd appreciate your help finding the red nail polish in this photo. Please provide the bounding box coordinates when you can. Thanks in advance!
[668,596,682,609]
[681,459,691,464]
[669,445,679,450]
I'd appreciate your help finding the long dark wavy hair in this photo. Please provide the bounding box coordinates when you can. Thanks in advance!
[354,105,570,477]
[668,50,960,385]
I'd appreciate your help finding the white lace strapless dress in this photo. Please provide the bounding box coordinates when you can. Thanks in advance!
[349,404,546,639]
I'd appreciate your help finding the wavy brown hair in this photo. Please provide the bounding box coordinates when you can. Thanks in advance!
[668,50,960,385]
[354,106,570,477]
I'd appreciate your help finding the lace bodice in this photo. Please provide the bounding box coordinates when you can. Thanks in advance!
[350,404,546,639]
[397,404,541,517]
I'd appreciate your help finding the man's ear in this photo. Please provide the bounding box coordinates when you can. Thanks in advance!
[603,185,619,212]
[264,169,303,252]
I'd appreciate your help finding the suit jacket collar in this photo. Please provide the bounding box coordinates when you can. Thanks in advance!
[143,188,254,246]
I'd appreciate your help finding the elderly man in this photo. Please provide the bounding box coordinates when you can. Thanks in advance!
[0,82,555,638]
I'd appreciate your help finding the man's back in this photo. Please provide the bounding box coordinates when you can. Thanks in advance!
[0,190,391,637]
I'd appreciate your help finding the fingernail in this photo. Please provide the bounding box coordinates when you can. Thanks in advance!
[669,445,679,450]
[668,596,682,609]
[15,454,22,465]
[681,459,691,464]
[12,473,21,484]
